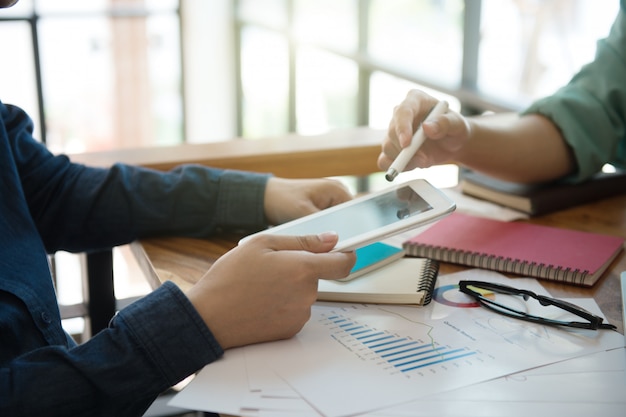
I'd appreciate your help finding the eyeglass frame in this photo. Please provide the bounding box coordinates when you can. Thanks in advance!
[458,280,617,331]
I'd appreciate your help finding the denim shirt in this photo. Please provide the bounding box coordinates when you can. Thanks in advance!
[0,101,270,416]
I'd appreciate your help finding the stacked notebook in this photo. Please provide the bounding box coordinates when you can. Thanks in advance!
[460,169,626,216]
[403,212,625,287]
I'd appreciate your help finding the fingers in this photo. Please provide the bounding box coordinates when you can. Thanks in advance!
[242,232,356,279]
[287,233,356,279]
[243,231,339,252]
[312,249,357,280]
[295,231,339,252]
[422,114,448,140]
[423,112,469,141]
[391,104,418,149]
[379,90,441,171]
[264,178,353,225]
[380,91,472,172]
[399,90,440,145]
[305,180,353,213]
[324,181,353,206]
[377,151,394,171]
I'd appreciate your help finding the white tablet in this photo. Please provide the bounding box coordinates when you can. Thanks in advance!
[240,178,456,251]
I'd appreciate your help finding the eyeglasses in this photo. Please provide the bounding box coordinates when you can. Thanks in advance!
[458,280,617,331]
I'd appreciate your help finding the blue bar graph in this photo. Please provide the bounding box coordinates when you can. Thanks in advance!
[324,313,477,374]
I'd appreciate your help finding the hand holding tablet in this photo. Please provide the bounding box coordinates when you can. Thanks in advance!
[240,179,456,252]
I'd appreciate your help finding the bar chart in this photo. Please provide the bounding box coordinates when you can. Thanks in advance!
[319,309,484,379]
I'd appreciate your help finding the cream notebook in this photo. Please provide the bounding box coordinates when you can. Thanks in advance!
[318,257,439,305]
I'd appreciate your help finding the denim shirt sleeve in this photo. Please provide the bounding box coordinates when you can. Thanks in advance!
[0,282,223,417]
[522,1,626,181]
[4,101,271,253]
[0,101,267,416]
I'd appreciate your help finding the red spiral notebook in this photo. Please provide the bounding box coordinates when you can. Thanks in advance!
[403,212,624,286]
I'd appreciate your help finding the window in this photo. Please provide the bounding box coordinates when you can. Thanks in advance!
[478,0,619,108]
[0,0,182,153]
[232,0,619,190]
[233,0,620,135]
[4,0,618,155]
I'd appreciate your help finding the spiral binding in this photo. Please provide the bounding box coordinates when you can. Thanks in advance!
[417,259,440,306]
[407,245,590,286]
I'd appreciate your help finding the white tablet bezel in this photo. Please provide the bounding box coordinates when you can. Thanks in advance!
[239,178,456,252]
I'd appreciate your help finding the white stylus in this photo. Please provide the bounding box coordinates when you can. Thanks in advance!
[385,100,449,182]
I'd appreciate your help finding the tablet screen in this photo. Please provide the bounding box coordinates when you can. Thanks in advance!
[268,185,432,240]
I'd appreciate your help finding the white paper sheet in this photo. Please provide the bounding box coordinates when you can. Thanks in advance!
[169,348,249,416]
[170,270,624,417]
[441,187,529,221]
[366,347,626,417]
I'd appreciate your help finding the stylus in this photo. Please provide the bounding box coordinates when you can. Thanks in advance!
[385,100,449,182]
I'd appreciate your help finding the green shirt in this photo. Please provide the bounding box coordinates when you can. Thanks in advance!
[524,0,626,181]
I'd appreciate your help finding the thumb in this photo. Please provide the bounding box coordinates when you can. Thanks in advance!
[248,231,340,253]
[422,115,449,140]
[290,231,339,253]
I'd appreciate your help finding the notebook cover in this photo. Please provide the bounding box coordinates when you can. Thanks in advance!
[403,212,624,286]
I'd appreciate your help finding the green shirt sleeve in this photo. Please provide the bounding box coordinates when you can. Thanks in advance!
[523,1,626,181]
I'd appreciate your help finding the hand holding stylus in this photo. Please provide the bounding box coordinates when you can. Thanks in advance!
[385,100,449,182]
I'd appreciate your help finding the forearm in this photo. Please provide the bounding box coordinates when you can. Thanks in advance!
[32,161,270,253]
[5,104,269,252]
[0,283,222,417]
[456,113,576,184]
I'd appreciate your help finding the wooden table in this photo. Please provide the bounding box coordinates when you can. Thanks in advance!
[71,126,624,417]
[131,193,626,334]
[71,126,383,179]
